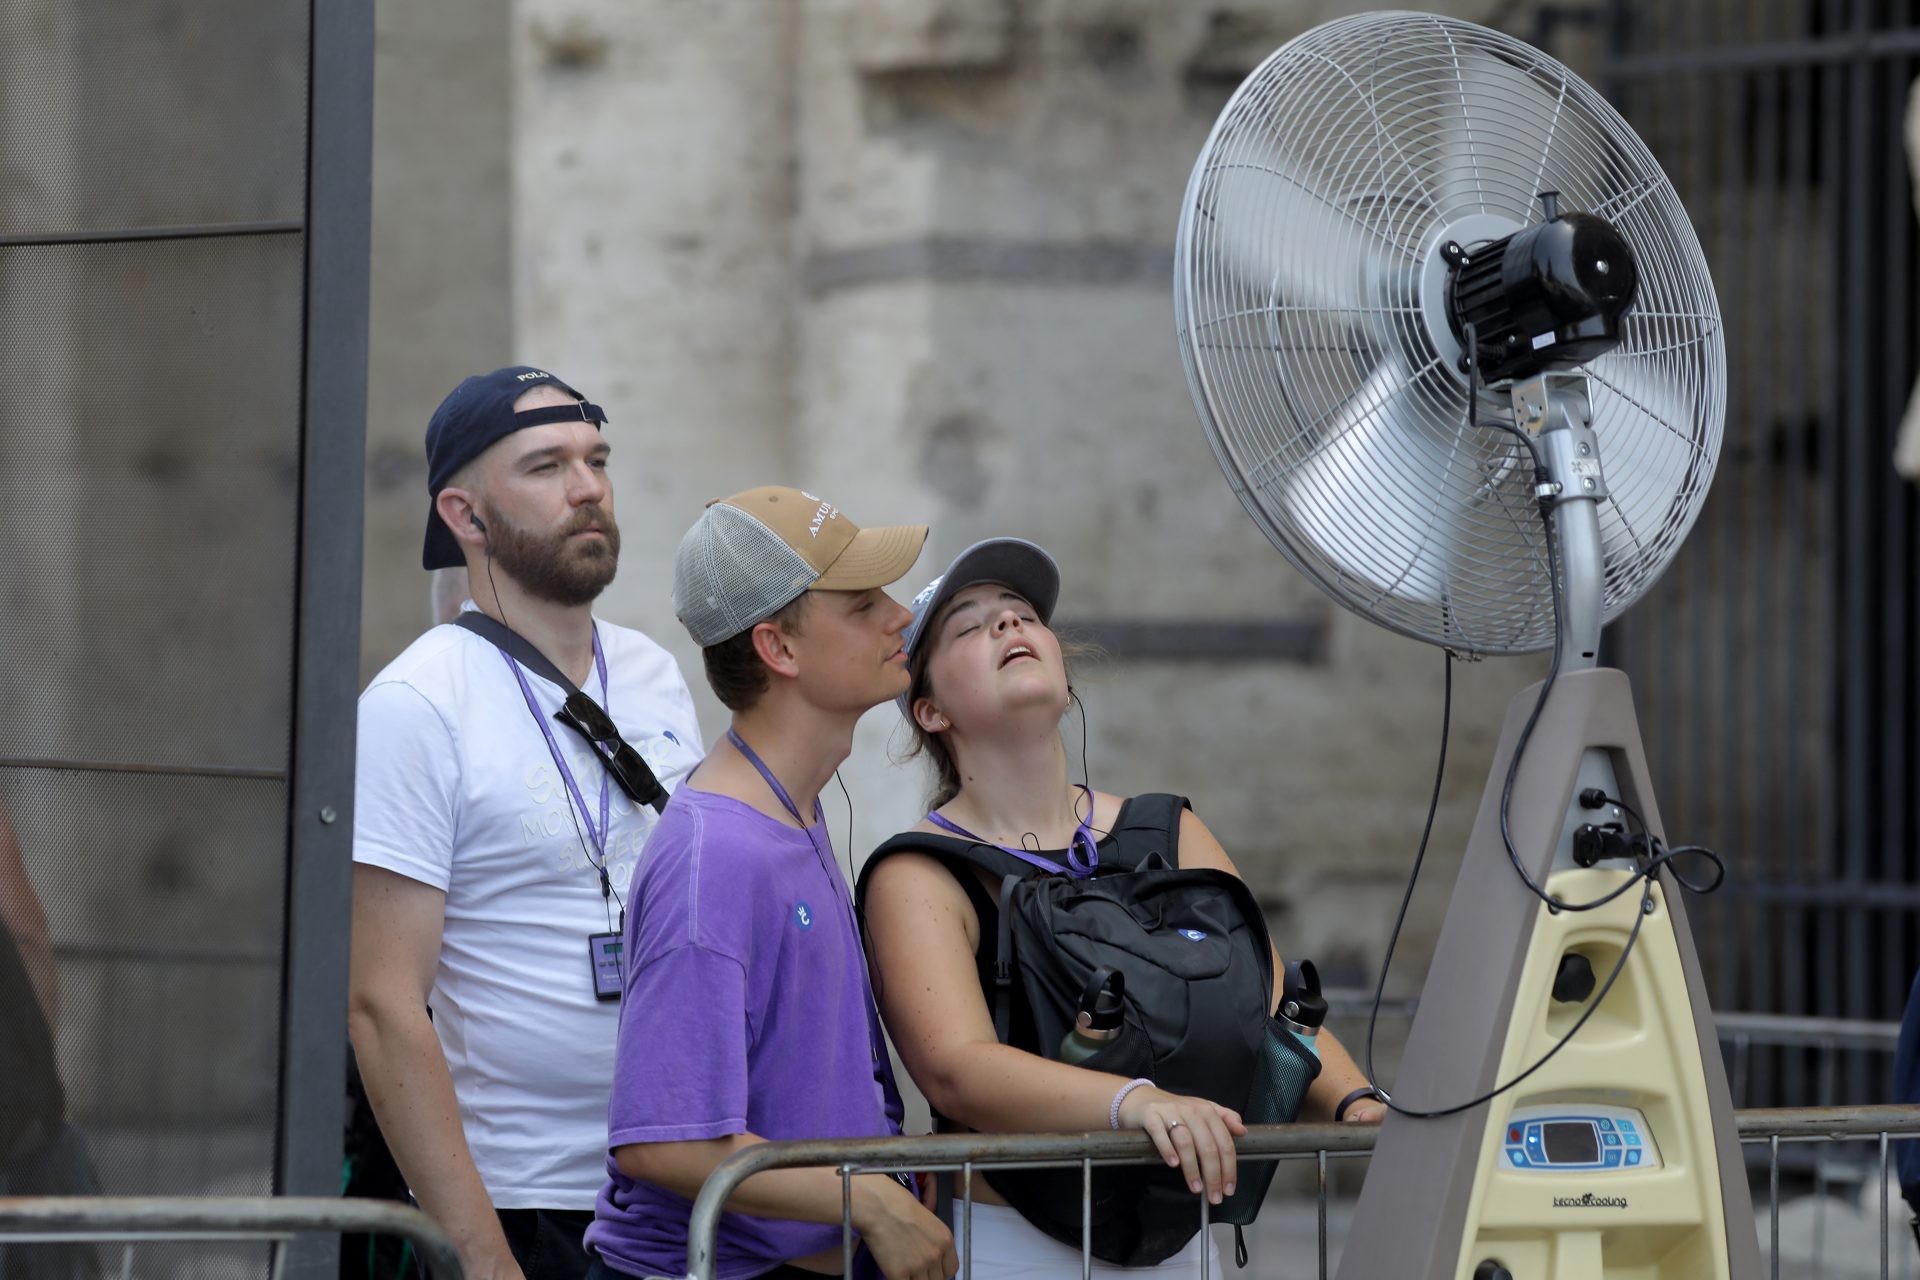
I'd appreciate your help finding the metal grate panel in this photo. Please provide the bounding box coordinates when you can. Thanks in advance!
[0,2,307,239]
[2,766,285,1199]
[0,236,303,773]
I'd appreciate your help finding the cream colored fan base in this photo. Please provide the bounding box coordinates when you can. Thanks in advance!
[1335,669,1758,1280]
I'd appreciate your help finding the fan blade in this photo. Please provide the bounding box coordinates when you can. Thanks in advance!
[1416,42,1613,224]
[1583,353,1712,592]
[1264,353,1470,608]
[1200,158,1405,323]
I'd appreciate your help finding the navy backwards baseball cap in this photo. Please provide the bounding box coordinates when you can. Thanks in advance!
[421,366,607,569]
[896,537,1060,719]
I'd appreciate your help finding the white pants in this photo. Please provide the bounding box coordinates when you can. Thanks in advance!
[950,1201,1224,1279]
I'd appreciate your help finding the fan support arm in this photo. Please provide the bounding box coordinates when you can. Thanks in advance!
[1513,373,1607,671]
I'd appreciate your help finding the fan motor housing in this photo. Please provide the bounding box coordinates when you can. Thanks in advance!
[1446,204,1639,384]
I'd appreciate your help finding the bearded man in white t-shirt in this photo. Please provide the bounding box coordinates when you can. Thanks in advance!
[349,367,704,1280]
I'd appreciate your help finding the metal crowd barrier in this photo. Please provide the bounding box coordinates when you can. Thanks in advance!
[668,1106,1920,1280]
[0,1194,463,1278]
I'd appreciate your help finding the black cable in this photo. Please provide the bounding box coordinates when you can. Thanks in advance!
[1383,878,1656,1119]
[1069,687,1107,836]
[834,768,855,883]
[1362,648,1452,1101]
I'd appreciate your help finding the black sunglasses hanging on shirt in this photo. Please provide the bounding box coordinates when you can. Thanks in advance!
[454,613,669,814]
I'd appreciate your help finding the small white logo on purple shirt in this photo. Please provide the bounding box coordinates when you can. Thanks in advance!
[794,902,814,930]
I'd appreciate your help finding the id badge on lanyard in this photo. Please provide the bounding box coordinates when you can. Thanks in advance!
[588,932,625,1001]
[498,633,628,1002]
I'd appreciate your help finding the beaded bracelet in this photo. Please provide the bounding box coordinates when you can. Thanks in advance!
[1109,1077,1154,1129]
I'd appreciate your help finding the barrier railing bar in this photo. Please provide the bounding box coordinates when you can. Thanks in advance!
[676,1109,1920,1280]
[0,1196,461,1278]
[1081,1157,1093,1280]
[1316,1146,1329,1280]
[1771,1133,1782,1280]
[839,1166,854,1280]
[1320,997,1903,1053]
[960,1161,973,1280]
[1882,1130,1891,1280]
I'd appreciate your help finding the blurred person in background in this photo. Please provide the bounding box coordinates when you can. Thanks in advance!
[0,801,101,1280]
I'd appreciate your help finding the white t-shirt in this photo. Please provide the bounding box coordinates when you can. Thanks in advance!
[352,612,704,1208]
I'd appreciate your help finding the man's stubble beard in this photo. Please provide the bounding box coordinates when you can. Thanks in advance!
[480,503,621,607]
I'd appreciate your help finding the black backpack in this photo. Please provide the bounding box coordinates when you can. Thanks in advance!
[858,794,1321,1267]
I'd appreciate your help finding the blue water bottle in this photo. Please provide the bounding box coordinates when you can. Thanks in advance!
[1276,959,1327,1057]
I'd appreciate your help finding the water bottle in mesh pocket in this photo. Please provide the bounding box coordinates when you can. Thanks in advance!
[1218,960,1327,1228]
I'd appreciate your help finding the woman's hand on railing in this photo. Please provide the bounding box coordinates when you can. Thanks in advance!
[1116,1087,1247,1204]
[850,1173,957,1280]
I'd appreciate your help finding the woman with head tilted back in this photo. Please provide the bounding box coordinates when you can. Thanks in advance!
[858,539,1386,1278]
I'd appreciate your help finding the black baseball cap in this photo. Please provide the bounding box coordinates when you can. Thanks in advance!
[421,366,608,569]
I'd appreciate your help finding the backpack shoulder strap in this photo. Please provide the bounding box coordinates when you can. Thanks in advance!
[856,830,1042,915]
[857,831,1041,1047]
[451,612,579,694]
[1101,793,1192,870]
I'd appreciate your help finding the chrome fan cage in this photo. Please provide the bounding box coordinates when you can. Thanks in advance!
[1174,11,1724,655]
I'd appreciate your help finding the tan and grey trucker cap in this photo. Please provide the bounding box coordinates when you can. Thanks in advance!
[673,486,928,646]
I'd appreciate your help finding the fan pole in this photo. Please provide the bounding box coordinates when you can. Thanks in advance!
[1336,379,1757,1280]
[1518,374,1606,672]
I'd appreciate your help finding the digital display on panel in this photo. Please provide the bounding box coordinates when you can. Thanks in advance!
[1542,1121,1600,1164]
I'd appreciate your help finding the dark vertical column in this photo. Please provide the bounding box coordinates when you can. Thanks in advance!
[1749,34,1783,1104]
[1811,0,1847,1110]
[1839,0,1875,1108]
[1714,0,1748,1017]
[1879,35,1916,1089]
[1774,0,1804,1113]
[277,0,371,1276]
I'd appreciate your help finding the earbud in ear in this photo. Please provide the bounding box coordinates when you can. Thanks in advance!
[469,513,488,533]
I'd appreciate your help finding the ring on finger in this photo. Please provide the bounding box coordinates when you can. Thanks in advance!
[1167,1119,1185,1131]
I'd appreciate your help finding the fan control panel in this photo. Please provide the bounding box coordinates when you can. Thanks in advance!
[1498,1103,1661,1173]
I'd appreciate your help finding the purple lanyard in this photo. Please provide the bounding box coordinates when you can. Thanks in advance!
[925,787,1101,878]
[725,728,824,831]
[726,727,902,1113]
[501,627,612,867]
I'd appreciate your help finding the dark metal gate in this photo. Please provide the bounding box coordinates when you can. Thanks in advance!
[1598,0,1920,1109]
[0,3,370,1276]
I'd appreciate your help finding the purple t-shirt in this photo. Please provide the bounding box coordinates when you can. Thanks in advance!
[586,784,900,1280]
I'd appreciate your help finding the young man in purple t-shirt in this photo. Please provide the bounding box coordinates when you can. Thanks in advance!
[586,489,956,1280]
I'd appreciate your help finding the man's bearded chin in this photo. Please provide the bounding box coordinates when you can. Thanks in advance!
[480,505,621,607]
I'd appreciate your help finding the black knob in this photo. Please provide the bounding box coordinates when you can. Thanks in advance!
[1553,952,1598,1004]
[1474,1261,1514,1280]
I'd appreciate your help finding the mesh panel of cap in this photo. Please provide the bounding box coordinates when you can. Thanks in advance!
[675,503,818,646]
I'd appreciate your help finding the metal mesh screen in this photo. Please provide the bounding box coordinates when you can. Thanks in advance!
[0,4,306,237]
[0,0,313,1239]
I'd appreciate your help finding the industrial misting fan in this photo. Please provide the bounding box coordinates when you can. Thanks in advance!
[1173,13,1756,1280]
